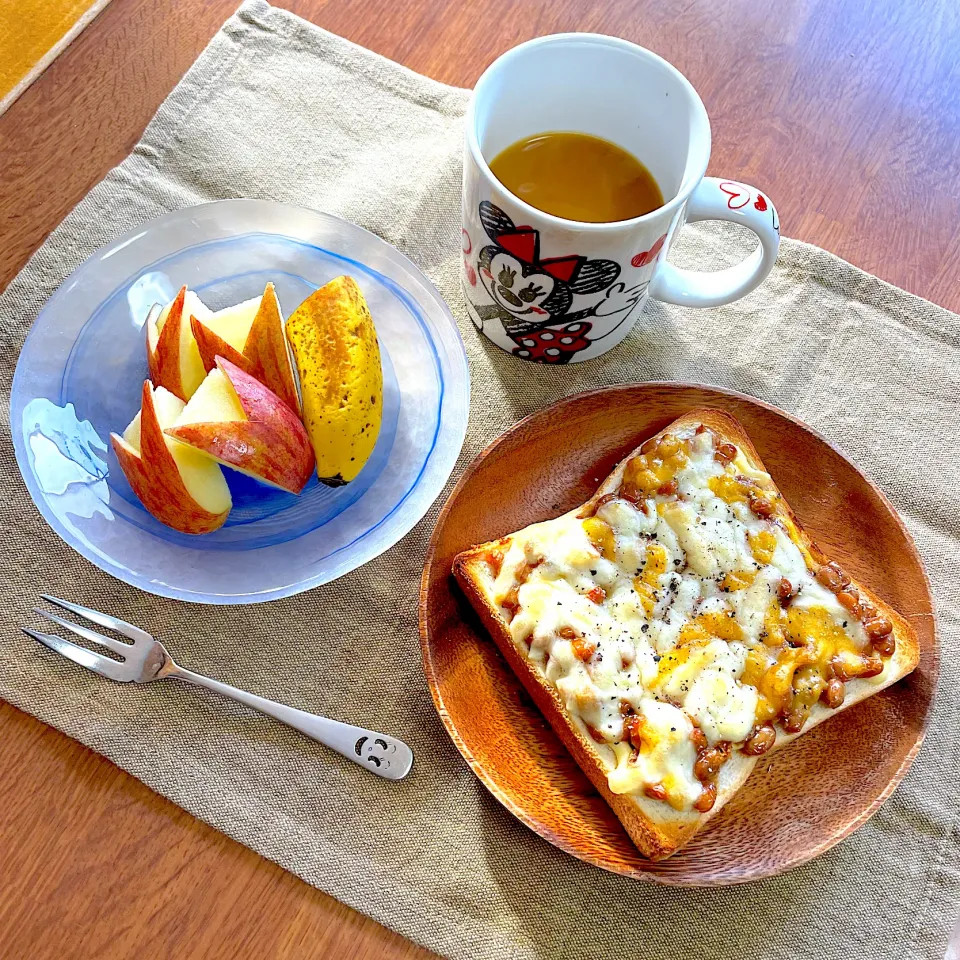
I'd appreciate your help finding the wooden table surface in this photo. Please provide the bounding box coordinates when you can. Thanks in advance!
[1,1,958,957]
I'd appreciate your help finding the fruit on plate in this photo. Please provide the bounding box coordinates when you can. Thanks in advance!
[285,276,383,486]
[165,356,315,495]
[146,286,213,402]
[110,381,232,534]
[191,283,302,416]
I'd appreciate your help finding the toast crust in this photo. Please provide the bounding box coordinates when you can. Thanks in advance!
[453,408,921,860]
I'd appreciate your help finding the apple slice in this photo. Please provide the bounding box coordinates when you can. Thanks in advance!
[146,286,213,401]
[191,283,302,415]
[165,356,314,495]
[111,382,232,534]
[188,296,260,381]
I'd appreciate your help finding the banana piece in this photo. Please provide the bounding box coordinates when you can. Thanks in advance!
[285,276,383,485]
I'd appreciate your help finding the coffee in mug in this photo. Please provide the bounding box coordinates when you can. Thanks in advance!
[489,131,664,223]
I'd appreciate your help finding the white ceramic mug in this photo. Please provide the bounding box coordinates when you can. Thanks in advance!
[461,33,780,364]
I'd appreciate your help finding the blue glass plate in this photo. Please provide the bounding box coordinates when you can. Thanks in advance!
[11,200,470,603]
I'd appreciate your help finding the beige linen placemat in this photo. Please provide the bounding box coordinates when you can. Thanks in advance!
[1,3,958,957]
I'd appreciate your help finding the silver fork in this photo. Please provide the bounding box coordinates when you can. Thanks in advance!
[23,596,413,781]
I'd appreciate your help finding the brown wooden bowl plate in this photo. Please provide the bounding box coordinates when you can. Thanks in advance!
[419,383,937,885]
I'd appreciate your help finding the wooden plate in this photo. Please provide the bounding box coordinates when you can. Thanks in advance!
[419,383,937,885]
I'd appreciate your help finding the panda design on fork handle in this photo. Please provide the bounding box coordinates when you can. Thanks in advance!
[467,201,647,363]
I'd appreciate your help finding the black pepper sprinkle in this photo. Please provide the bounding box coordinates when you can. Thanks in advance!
[641,625,649,633]
[654,655,661,662]
[670,727,676,732]
[842,621,848,628]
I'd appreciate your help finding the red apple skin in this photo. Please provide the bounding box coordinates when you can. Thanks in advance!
[110,381,230,534]
[191,284,301,416]
[165,357,315,495]
[244,283,302,416]
[147,285,188,401]
[192,314,248,374]
[166,421,314,494]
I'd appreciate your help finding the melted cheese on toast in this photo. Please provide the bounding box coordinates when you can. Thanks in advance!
[486,424,897,812]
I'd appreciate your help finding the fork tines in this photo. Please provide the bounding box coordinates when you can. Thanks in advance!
[33,607,131,654]
[22,596,151,683]
[39,595,152,643]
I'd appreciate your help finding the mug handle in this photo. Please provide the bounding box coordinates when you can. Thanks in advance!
[648,177,780,308]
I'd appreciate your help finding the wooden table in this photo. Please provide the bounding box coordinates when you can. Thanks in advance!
[1,1,958,957]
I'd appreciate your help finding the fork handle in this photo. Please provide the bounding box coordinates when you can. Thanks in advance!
[169,666,413,780]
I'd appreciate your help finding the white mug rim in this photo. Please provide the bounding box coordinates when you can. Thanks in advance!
[466,33,713,233]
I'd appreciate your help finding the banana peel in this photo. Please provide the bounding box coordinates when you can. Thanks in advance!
[285,276,383,485]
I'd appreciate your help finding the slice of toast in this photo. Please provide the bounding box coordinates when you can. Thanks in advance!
[453,408,920,860]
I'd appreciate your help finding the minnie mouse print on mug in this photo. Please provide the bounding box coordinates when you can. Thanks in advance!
[461,33,781,364]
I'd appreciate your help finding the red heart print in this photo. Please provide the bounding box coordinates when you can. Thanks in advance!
[719,181,751,210]
[754,194,768,212]
[631,233,667,268]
